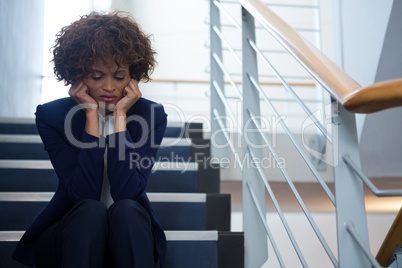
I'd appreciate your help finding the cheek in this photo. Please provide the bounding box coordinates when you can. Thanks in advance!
[83,80,99,96]
[117,79,131,92]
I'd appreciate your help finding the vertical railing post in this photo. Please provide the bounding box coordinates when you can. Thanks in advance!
[210,0,228,161]
[242,7,268,268]
[332,102,371,267]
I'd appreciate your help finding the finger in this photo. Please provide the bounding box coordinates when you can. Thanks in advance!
[123,80,135,97]
[76,82,89,96]
[69,82,79,97]
[127,79,141,99]
[69,81,84,97]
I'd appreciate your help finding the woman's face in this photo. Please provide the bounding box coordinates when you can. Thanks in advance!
[83,60,131,114]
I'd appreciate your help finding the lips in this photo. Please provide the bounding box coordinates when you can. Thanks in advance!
[100,95,117,102]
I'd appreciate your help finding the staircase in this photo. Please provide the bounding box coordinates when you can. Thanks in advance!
[0,118,244,267]
[208,0,402,267]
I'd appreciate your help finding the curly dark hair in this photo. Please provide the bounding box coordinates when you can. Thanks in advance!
[52,11,156,85]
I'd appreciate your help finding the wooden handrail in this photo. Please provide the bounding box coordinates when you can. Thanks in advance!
[376,206,402,266]
[239,0,402,113]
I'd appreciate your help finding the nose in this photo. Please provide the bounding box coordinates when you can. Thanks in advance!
[102,77,115,92]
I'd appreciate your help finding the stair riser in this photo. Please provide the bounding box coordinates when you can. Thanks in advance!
[0,143,192,161]
[0,168,200,193]
[0,124,37,135]
[0,194,230,231]
[0,239,222,268]
[0,122,203,139]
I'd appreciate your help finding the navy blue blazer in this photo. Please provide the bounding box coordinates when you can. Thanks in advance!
[13,97,168,266]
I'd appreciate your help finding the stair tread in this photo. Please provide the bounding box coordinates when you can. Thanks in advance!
[0,159,198,171]
[0,230,220,241]
[0,192,211,202]
[0,134,193,146]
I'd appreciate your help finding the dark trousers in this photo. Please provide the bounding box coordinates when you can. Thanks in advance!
[34,199,155,268]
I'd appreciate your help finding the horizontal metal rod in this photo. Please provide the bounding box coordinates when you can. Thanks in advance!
[222,80,316,87]
[217,0,238,3]
[212,108,243,168]
[211,80,242,134]
[343,154,402,197]
[204,69,313,80]
[244,145,308,267]
[245,179,286,267]
[265,3,319,9]
[293,28,320,33]
[213,0,242,31]
[225,95,322,103]
[345,221,382,268]
[248,39,331,142]
[212,45,288,55]
[220,23,320,33]
[245,126,338,266]
[212,53,243,99]
[212,26,242,65]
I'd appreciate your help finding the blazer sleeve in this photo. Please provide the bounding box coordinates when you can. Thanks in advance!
[106,105,167,201]
[35,104,106,203]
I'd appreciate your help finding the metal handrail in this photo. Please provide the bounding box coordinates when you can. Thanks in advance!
[245,178,286,267]
[343,154,402,197]
[246,111,338,266]
[248,39,331,142]
[240,0,402,113]
[210,0,399,266]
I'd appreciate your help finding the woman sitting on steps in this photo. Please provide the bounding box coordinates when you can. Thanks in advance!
[13,11,167,268]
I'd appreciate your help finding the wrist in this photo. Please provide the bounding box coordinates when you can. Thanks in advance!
[85,110,100,137]
[85,109,99,119]
[113,109,126,117]
[114,111,127,133]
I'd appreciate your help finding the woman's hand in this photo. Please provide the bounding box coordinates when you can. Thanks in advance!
[114,79,142,116]
[69,81,98,114]
[69,81,100,137]
[113,79,142,133]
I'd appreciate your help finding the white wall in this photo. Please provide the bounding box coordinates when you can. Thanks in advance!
[0,0,45,118]
[112,0,210,81]
[337,0,394,141]
[357,0,402,178]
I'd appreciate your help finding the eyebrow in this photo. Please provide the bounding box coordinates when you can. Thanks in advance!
[115,70,127,75]
[91,69,104,74]
[91,69,127,75]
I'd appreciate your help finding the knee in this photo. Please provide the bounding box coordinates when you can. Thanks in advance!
[68,199,108,230]
[109,199,150,225]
